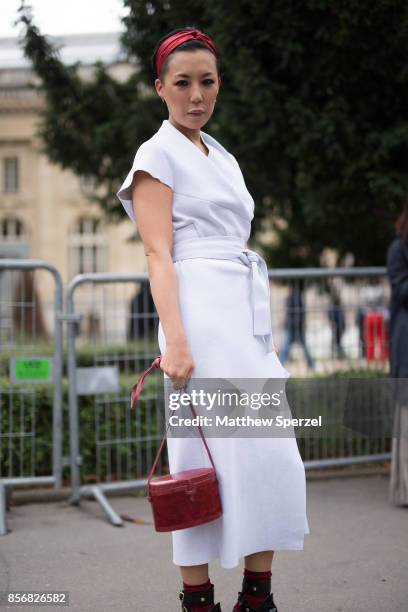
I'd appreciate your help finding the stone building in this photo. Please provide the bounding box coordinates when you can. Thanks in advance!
[0,32,148,342]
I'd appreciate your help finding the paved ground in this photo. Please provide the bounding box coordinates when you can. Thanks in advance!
[0,474,407,612]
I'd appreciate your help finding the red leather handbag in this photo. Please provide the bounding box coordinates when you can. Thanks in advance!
[130,356,223,532]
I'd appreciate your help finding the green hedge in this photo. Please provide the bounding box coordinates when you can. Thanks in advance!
[1,342,165,481]
[0,366,167,483]
[1,357,392,481]
[286,368,392,458]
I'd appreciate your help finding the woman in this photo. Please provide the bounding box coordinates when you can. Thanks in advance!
[386,196,408,507]
[117,27,309,612]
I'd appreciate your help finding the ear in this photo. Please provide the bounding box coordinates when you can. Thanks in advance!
[154,78,163,96]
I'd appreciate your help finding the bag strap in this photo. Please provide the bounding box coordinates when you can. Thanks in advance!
[130,356,217,485]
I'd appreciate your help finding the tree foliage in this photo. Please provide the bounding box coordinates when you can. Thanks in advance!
[16,0,408,264]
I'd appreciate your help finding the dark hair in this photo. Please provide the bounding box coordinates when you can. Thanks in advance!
[151,26,221,82]
[396,193,408,244]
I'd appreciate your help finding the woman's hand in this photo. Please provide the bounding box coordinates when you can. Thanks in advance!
[160,338,195,390]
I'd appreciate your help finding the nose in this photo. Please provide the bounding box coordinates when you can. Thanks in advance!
[190,86,204,102]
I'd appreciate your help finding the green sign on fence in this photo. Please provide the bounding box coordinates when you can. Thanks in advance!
[10,357,53,383]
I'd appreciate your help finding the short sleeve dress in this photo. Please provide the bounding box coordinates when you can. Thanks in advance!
[117,119,310,569]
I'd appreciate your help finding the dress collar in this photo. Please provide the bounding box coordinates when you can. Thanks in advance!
[161,119,211,158]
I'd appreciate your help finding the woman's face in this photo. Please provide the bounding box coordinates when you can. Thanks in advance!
[155,49,221,131]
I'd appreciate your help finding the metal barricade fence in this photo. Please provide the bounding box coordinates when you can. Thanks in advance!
[268,266,392,469]
[0,260,64,535]
[66,273,165,525]
[65,267,392,526]
[0,261,392,530]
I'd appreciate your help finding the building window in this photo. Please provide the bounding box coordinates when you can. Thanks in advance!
[68,216,107,277]
[1,216,25,242]
[3,157,19,193]
[79,174,96,189]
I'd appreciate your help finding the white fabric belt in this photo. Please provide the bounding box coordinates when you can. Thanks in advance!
[172,235,275,354]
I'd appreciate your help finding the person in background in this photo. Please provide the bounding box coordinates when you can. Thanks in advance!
[279,281,315,370]
[386,195,408,507]
[355,306,368,358]
[327,290,346,359]
[128,284,156,342]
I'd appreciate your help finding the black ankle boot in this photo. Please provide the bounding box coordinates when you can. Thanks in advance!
[234,575,278,612]
[179,582,222,612]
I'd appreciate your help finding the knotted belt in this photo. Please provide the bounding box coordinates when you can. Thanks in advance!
[172,235,275,353]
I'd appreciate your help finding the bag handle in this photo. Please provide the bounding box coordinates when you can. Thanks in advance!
[130,356,217,486]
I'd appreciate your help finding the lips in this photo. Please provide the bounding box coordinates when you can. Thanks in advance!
[188,111,205,115]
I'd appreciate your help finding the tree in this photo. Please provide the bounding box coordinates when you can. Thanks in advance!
[16,0,408,266]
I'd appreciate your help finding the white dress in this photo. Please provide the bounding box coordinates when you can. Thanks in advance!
[117,119,310,569]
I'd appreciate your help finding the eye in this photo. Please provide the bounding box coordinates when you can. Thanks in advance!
[175,79,215,87]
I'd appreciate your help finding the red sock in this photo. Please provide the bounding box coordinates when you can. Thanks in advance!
[233,569,272,611]
[182,579,214,611]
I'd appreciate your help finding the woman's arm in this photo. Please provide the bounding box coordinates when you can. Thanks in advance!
[131,170,194,386]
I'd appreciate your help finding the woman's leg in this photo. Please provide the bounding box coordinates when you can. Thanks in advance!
[178,564,217,611]
[179,563,209,585]
[244,550,274,571]
[233,551,277,611]
[179,551,275,578]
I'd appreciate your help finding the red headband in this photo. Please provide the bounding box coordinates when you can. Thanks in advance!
[154,29,219,78]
